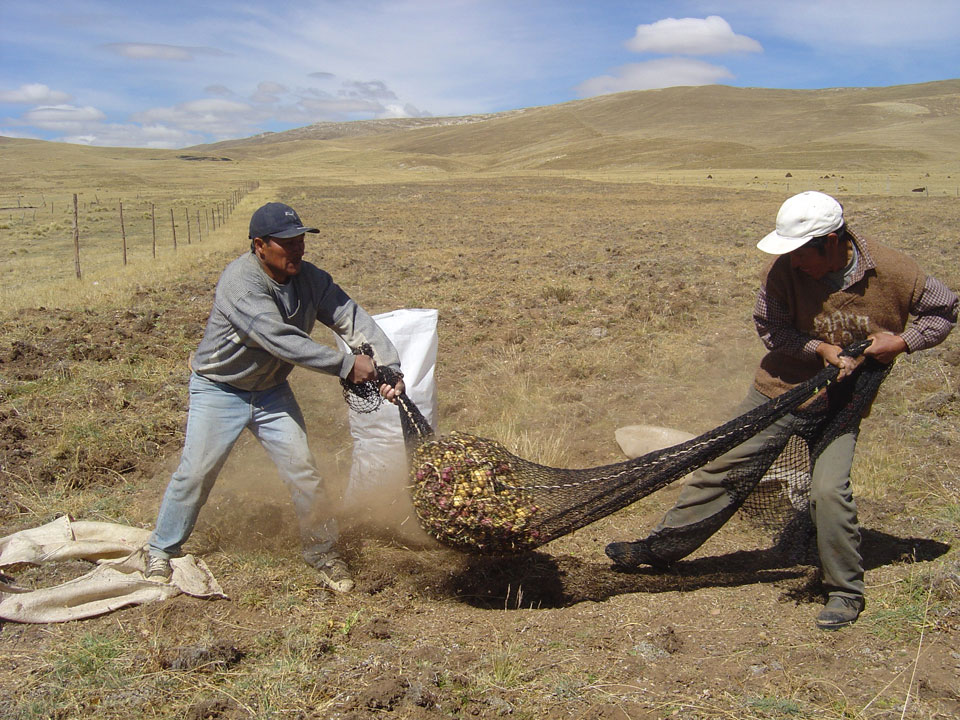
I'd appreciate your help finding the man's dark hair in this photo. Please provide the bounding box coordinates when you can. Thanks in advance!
[806,224,846,255]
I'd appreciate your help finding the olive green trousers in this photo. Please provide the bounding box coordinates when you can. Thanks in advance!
[654,386,864,598]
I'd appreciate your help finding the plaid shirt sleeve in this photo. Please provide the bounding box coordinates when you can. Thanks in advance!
[753,285,822,360]
[898,275,959,352]
[755,276,958,358]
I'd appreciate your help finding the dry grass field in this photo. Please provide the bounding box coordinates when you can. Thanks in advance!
[1,81,959,719]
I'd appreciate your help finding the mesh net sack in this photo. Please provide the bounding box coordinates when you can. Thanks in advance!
[343,342,889,556]
[608,357,890,567]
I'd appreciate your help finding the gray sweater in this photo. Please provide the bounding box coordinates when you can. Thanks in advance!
[191,252,400,391]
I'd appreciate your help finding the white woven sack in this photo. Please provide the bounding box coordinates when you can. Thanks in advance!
[337,308,438,507]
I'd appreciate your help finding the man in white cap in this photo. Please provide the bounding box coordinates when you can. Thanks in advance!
[607,191,957,629]
[146,202,404,593]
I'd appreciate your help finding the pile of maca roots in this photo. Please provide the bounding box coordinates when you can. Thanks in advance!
[411,432,542,552]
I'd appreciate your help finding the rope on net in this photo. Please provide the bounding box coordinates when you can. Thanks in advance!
[342,341,889,555]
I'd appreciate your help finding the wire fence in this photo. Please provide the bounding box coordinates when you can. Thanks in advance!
[0,182,260,282]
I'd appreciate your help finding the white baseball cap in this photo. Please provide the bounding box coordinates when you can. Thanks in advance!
[757,191,844,255]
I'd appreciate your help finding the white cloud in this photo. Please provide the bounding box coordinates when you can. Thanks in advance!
[575,58,734,97]
[251,81,288,104]
[341,80,398,101]
[3,75,432,147]
[100,42,229,61]
[276,78,429,122]
[204,85,234,97]
[230,2,537,117]
[734,0,960,49]
[257,81,287,95]
[0,83,72,104]
[0,127,42,140]
[627,16,762,55]
[58,123,203,149]
[20,104,107,132]
[129,76,426,132]
[296,96,383,116]
[379,103,431,119]
[132,98,258,138]
[5,101,199,148]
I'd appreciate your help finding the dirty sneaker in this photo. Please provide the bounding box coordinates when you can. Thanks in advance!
[605,538,672,571]
[311,557,354,593]
[146,552,172,580]
[816,594,865,630]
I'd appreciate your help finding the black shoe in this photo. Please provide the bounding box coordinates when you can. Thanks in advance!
[605,539,671,570]
[816,594,865,630]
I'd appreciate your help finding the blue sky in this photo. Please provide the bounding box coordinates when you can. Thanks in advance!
[1,1,958,149]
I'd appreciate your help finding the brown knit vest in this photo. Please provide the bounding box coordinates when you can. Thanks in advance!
[754,235,925,399]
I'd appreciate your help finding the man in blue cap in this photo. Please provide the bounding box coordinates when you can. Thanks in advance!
[147,202,404,592]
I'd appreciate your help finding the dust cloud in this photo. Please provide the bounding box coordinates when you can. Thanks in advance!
[189,431,435,556]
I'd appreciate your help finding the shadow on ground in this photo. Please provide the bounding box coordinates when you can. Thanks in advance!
[436,527,950,610]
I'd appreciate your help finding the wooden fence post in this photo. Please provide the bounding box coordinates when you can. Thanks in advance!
[72,193,81,279]
[170,208,177,250]
[196,209,202,243]
[120,200,127,266]
[151,203,157,258]
[185,208,191,244]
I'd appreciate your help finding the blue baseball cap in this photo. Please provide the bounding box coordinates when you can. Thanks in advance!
[248,202,319,239]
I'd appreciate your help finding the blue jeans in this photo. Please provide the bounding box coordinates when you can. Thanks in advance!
[149,373,337,562]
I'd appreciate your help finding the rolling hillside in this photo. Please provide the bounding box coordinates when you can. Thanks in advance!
[3,80,959,193]
[194,80,960,173]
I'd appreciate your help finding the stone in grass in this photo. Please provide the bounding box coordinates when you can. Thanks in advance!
[615,425,695,459]
[162,642,244,671]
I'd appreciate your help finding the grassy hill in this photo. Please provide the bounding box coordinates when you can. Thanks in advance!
[4,80,958,196]
[191,79,960,173]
